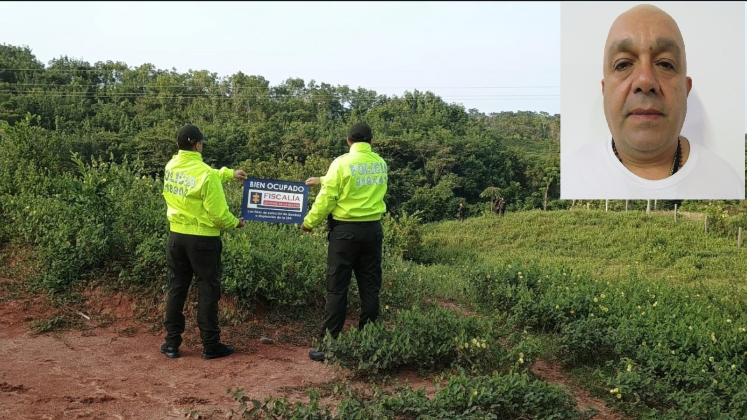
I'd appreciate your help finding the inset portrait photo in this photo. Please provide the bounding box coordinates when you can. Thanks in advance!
[560,2,745,200]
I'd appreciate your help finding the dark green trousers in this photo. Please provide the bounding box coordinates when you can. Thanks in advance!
[321,220,383,340]
[164,231,222,349]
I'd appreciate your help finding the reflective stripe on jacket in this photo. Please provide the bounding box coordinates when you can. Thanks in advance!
[163,150,239,236]
[303,142,387,229]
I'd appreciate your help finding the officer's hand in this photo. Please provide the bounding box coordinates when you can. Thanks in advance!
[237,218,246,228]
[305,177,320,187]
[300,224,312,232]
[234,170,247,181]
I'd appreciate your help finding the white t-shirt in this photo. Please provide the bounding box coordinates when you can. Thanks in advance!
[561,135,745,200]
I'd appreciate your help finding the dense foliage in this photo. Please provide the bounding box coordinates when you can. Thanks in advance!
[0,44,563,221]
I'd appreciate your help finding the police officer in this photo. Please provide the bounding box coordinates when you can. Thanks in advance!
[161,124,246,360]
[301,122,388,362]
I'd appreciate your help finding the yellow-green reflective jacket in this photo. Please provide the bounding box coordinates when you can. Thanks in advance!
[163,151,239,236]
[303,142,388,228]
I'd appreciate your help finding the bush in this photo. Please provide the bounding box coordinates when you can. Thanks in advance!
[231,373,586,420]
[322,306,518,377]
[221,223,327,309]
[382,210,423,261]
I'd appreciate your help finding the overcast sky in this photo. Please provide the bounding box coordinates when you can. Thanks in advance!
[4,1,747,132]
[0,1,560,115]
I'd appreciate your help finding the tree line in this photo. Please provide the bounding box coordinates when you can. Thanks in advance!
[1,44,562,222]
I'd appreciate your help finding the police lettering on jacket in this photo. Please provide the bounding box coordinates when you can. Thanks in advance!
[163,169,197,197]
[350,162,388,187]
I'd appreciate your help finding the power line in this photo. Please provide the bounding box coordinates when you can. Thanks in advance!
[0,91,559,98]
[1,67,555,78]
[0,81,559,90]
[0,90,559,100]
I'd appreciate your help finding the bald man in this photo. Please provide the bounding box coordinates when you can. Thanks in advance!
[562,4,744,200]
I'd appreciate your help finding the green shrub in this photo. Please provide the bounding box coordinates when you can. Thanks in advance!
[221,223,327,309]
[382,210,423,261]
[230,373,586,420]
[322,306,518,377]
[381,373,585,420]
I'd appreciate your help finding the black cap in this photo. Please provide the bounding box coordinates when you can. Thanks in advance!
[348,123,373,142]
[177,124,208,144]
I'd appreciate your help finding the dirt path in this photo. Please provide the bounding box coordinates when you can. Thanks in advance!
[531,358,621,419]
[1,298,346,419]
[1,278,622,420]
[0,279,439,420]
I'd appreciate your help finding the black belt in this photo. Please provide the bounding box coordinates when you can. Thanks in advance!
[327,214,381,230]
[333,220,381,225]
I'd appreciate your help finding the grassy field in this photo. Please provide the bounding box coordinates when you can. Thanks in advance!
[418,209,747,297]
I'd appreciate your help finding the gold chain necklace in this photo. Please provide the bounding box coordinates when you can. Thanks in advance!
[611,137,682,176]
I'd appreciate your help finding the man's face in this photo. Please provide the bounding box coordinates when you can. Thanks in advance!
[602,5,692,153]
